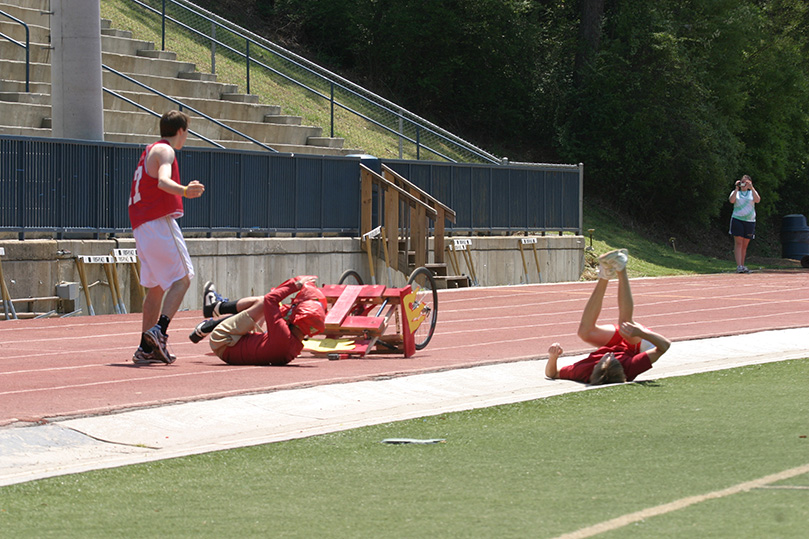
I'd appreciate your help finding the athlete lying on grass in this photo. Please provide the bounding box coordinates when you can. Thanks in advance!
[545,249,671,385]
[189,275,326,366]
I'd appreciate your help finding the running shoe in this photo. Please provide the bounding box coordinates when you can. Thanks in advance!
[132,347,176,365]
[188,317,226,343]
[142,324,174,364]
[203,281,228,318]
[598,264,617,280]
[599,249,628,273]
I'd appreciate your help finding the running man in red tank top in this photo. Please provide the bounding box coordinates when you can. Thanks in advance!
[128,110,205,365]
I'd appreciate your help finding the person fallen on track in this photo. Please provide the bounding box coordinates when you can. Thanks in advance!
[128,110,205,365]
[544,249,671,385]
[189,275,327,366]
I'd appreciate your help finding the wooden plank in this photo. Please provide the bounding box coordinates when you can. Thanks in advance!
[324,284,386,299]
[382,164,455,222]
[357,284,386,298]
[384,189,399,266]
[321,284,346,299]
[324,285,363,328]
[361,165,437,219]
[341,316,386,333]
[382,287,407,300]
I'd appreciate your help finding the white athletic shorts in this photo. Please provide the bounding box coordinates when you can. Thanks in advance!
[133,216,194,290]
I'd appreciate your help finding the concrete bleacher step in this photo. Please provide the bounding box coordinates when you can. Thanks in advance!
[0,4,353,155]
[136,49,178,61]
[221,93,260,104]
[0,1,49,26]
[96,102,326,146]
[0,18,49,43]
[5,0,49,10]
[0,101,49,129]
[0,40,51,64]
[308,137,344,148]
[0,79,51,94]
[103,132,361,156]
[102,50,197,79]
[177,71,218,82]
[0,124,50,137]
[101,70,239,101]
[100,34,157,57]
[264,114,302,125]
[2,59,51,84]
[0,91,49,104]
[101,28,132,39]
[102,90,282,122]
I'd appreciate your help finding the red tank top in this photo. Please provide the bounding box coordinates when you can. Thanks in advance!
[128,140,184,230]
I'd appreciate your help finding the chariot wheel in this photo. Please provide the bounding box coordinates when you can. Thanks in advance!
[337,269,364,285]
[406,266,438,350]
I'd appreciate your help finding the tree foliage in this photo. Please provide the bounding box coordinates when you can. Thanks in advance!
[244,0,809,230]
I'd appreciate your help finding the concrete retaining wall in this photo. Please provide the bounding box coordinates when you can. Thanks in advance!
[0,235,585,316]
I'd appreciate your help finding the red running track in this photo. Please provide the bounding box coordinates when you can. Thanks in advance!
[1,271,807,426]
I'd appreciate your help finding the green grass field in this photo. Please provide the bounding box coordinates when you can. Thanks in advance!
[1,359,807,537]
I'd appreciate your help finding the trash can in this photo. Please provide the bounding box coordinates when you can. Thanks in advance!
[780,214,809,260]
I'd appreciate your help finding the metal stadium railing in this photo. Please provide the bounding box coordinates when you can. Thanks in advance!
[0,9,30,92]
[0,136,582,240]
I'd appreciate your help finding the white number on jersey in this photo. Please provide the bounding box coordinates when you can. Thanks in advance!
[129,166,143,206]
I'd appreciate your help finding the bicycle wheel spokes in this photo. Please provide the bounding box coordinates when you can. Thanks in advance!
[407,267,438,350]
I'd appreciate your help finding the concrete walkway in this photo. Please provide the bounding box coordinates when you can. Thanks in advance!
[2,327,806,487]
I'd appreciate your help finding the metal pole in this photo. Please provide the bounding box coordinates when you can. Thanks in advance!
[330,82,334,138]
[398,111,403,159]
[246,39,250,94]
[578,162,584,235]
[211,23,216,74]
[161,0,166,51]
[24,25,29,92]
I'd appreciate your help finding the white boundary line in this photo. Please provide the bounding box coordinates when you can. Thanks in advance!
[554,462,809,539]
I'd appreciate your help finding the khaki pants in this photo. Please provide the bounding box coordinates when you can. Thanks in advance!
[209,310,262,359]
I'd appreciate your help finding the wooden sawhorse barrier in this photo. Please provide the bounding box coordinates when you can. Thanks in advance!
[446,239,478,286]
[0,247,18,320]
[75,255,120,316]
[518,237,543,284]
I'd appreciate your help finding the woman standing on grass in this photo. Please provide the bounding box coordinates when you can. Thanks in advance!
[728,174,760,273]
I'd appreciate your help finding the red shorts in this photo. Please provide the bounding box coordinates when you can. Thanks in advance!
[605,324,645,354]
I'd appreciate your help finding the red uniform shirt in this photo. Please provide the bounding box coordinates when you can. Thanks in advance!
[128,140,184,230]
[559,345,653,383]
[222,279,304,366]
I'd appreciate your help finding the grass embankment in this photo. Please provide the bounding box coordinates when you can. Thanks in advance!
[582,200,800,279]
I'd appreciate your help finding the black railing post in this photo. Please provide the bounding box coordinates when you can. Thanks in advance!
[330,82,334,138]
[246,39,250,94]
[211,22,216,74]
[23,24,29,92]
[161,0,166,50]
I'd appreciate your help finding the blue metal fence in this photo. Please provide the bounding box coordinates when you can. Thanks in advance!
[0,135,581,239]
